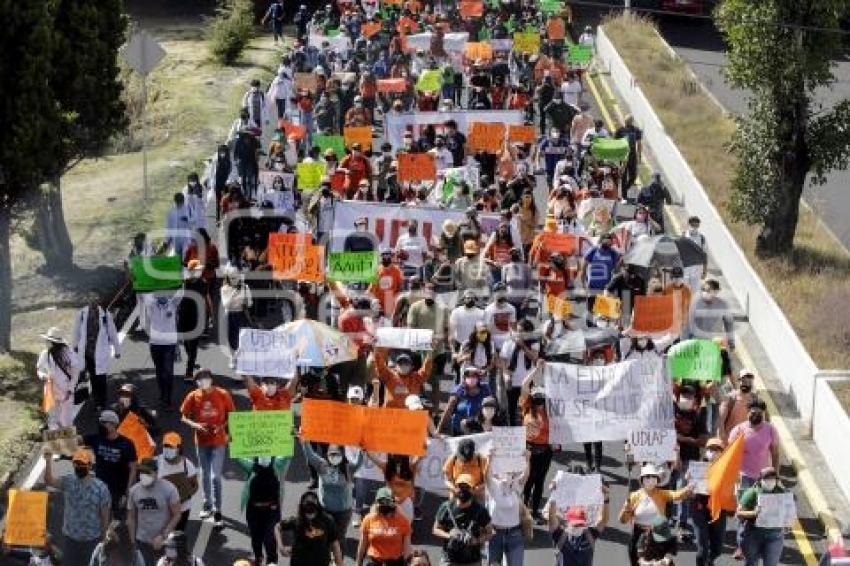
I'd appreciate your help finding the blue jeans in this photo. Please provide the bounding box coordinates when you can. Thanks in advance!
[691,503,726,566]
[488,525,524,566]
[743,527,784,566]
[197,445,226,512]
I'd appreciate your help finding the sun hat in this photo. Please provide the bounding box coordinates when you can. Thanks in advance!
[39,327,67,344]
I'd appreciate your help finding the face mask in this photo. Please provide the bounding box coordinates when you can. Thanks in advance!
[476,331,489,341]
[378,504,396,515]
[642,477,658,490]
[262,384,278,396]
[761,479,777,491]
[457,487,474,502]
[701,291,715,301]
[749,413,764,426]
[464,377,479,388]
[591,358,605,366]
[303,503,318,517]
[678,399,694,411]
[600,242,611,249]
[304,511,318,520]
[381,258,391,266]
[140,473,156,487]
[705,450,719,461]
[595,318,609,328]
[496,296,506,304]
[636,338,648,349]
[73,465,89,479]
[532,396,546,406]
[636,213,647,221]
[482,407,496,419]
[740,384,752,393]
[322,189,332,197]
[672,278,684,286]
[397,364,412,376]
[118,396,131,407]
[197,378,212,390]
[328,454,343,466]
[465,299,476,308]
[163,447,179,460]
[566,525,586,539]
[165,547,179,558]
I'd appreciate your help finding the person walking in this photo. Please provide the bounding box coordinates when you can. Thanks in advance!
[737,467,787,566]
[37,326,82,429]
[357,488,413,566]
[277,491,344,566]
[72,298,120,411]
[155,431,199,532]
[237,456,285,566]
[84,409,138,519]
[144,292,179,408]
[127,458,181,565]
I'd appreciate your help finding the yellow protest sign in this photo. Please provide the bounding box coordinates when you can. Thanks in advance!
[4,489,48,547]
[465,42,493,62]
[513,32,541,54]
[545,294,573,320]
[296,162,326,191]
[344,126,373,152]
[593,295,622,321]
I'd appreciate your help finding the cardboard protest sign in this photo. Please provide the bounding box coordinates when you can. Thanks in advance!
[467,122,506,153]
[668,339,722,381]
[507,124,536,144]
[236,329,297,378]
[327,251,379,283]
[545,294,572,320]
[361,21,382,38]
[629,428,677,463]
[229,410,294,458]
[377,78,408,93]
[4,489,48,547]
[294,72,318,93]
[344,126,373,151]
[465,42,493,61]
[296,162,325,190]
[398,153,437,181]
[42,426,78,457]
[689,460,710,495]
[459,0,484,18]
[117,411,155,461]
[513,32,540,54]
[755,492,796,529]
[551,471,604,508]
[544,358,672,443]
[632,294,677,334]
[267,233,324,282]
[314,135,346,159]
[375,327,433,350]
[568,44,594,65]
[531,232,579,258]
[592,294,622,320]
[415,69,442,92]
[547,17,566,41]
[489,427,526,474]
[129,255,183,292]
[361,406,429,456]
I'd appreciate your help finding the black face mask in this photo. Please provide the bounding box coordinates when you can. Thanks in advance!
[532,396,546,406]
[749,413,763,426]
[425,297,435,305]
[321,189,331,197]
[378,504,396,515]
[457,487,474,502]
[381,258,391,266]
[740,384,752,393]
[73,466,89,479]
[302,503,319,516]
[464,299,476,307]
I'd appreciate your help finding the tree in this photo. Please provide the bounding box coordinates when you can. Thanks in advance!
[716,0,850,257]
[0,0,60,353]
[30,0,128,271]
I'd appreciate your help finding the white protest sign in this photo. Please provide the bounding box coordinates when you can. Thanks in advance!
[308,33,352,54]
[236,329,297,378]
[445,432,493,457]
[352,439,454,495]
[543,358,672,444]
[755,492,796,529]
[259,170,295,191]
[551,471,604,508]
[688,461,710,495]
[628,428,677,463]
[375,328,434,351]
[489,427,527,475]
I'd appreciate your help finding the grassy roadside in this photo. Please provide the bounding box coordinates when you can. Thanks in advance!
[0,23,282,485]
[601,13,850,375]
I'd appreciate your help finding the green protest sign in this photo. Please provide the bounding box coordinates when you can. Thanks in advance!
[328,251,378,283]
[228,410,294,458]
[668,339,722,381]
[129,255,183,292]
[540,0,563,14]
[315,135,346,159]
[416,69,442,93]
[568,44,594,64]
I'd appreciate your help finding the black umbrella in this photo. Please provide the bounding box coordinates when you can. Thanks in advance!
[623,235,706,273]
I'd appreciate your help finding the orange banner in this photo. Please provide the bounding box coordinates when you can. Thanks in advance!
[592,294,622,321]
[464,42,493,62]
[459,0,484,18]
[377,78,407,93]
[632,294,677,334]
[468,122,506,153]
[507,124,537,144]
[267,233,324,282]
[547,17,566,40]
[117,411,155,461]
[362,22,382,38]
[397,153,437,182]
[300,399,428,455]
[4,489,48,547]
[343,126,373,152]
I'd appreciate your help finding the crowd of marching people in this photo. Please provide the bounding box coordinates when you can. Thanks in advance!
[21,0,850,566]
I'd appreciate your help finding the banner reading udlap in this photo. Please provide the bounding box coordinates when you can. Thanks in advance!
[543,358,673,444]
[229,410,294,458]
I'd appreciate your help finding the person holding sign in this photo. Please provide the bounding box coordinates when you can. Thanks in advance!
[43,447,111,566]
[547,490,610,566]
[519,361,558,524]
[155,431,199,532]
[301,439,358,543]
[688,437,727,566]
[736,467,788,566]
[486,449,531,566]
[374,349,433,408]
[438,366,492,437]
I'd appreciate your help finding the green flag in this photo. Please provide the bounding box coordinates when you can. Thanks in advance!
[314,135,346,159]
[568,44,594,64]
[228,410,294,458]
[129,255,183,292]
[668,339,722,381]
[416,69,442,93]
[327,251,379,283]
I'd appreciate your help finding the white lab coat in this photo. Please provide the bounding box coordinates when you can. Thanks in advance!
[267,66,293,115]
[71,306,120,375]
[37,346,82,429]
[242,87,270,131]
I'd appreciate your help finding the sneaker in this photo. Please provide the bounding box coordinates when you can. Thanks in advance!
[199,508,214,520]
[213,511,224,529]
[351,514,361,528]
[229,359,237,369]
[733,547,744,560]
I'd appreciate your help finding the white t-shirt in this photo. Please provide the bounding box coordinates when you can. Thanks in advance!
[484,302,516,349]
[561,80,582,107]
[395,234,429,267]
[500,339,540,388]
[449,306,484,344]
[486,476,523,528]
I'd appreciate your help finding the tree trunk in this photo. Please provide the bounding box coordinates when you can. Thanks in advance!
[0,203,12,353]
[33,176,74,271]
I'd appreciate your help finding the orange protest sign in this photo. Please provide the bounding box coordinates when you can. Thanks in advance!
[397,153,437,182]
[632,294,677,334]
[362,21,382,38]
[279,120,307,141]
[4,489,48,547]
[361,406,429,456]
[117,411,155,461]
[464,42,493,62]
[547,17,566,40]
[530,233,579,266]
[468,122,506,153]
[459,0,484,18]
[267,233,324,282]
[377,78,407,93]
[507,124,537,144]
[301,399,364,447]
[344,126,373,151]
[592,294,622,321]
[545,294,573,320]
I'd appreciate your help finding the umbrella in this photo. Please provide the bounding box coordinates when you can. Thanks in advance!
[623,235,706,274]
[276,319,357,367]
[590,137,630,163]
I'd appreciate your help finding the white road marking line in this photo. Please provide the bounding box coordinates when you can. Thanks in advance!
[192,517,213,558]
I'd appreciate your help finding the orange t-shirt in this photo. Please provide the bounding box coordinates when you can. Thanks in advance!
[361,511,412,560]
[373,349,432,408]
[369,265,404,315]
[442,454,486,487]
[180,387,235,447]
[248,383,292,411]
[520,394,550,445]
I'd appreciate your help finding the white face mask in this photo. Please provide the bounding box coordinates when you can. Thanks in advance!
[591,358,605,366]
[257,457,273,467]
[197,378,213,390]
[636,338,649,349]
[642,477,658,490]
[761,479,777,491]
[705,449,719,461]
[140,473,156,487]
[262,384,278,396]
[678,399,694,411]
[328,454,343,466]
[482,407,496,419]
[118,397,131,407]
[701,291,714,302]
[165,548,178,559]
[595,318,609,328]
[163,447,179,460]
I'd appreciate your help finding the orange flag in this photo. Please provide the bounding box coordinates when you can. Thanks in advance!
[707,434,745,521]
[42,380,55,414]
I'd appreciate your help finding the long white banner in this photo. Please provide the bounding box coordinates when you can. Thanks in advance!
[384,110,526,150]
[543,358,673,444]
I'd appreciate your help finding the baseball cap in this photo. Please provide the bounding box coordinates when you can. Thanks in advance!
[138,458,158,474]
[163,432,182,447]
[72,448,93,465]
[565,507,587,526]
[739,368,755,379]
[375,486,395,503]
[455,474,475,488]
[99,410,120,425]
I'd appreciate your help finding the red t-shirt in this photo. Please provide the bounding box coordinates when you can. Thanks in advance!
[248,383,292,411]
[180,387,235,447]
